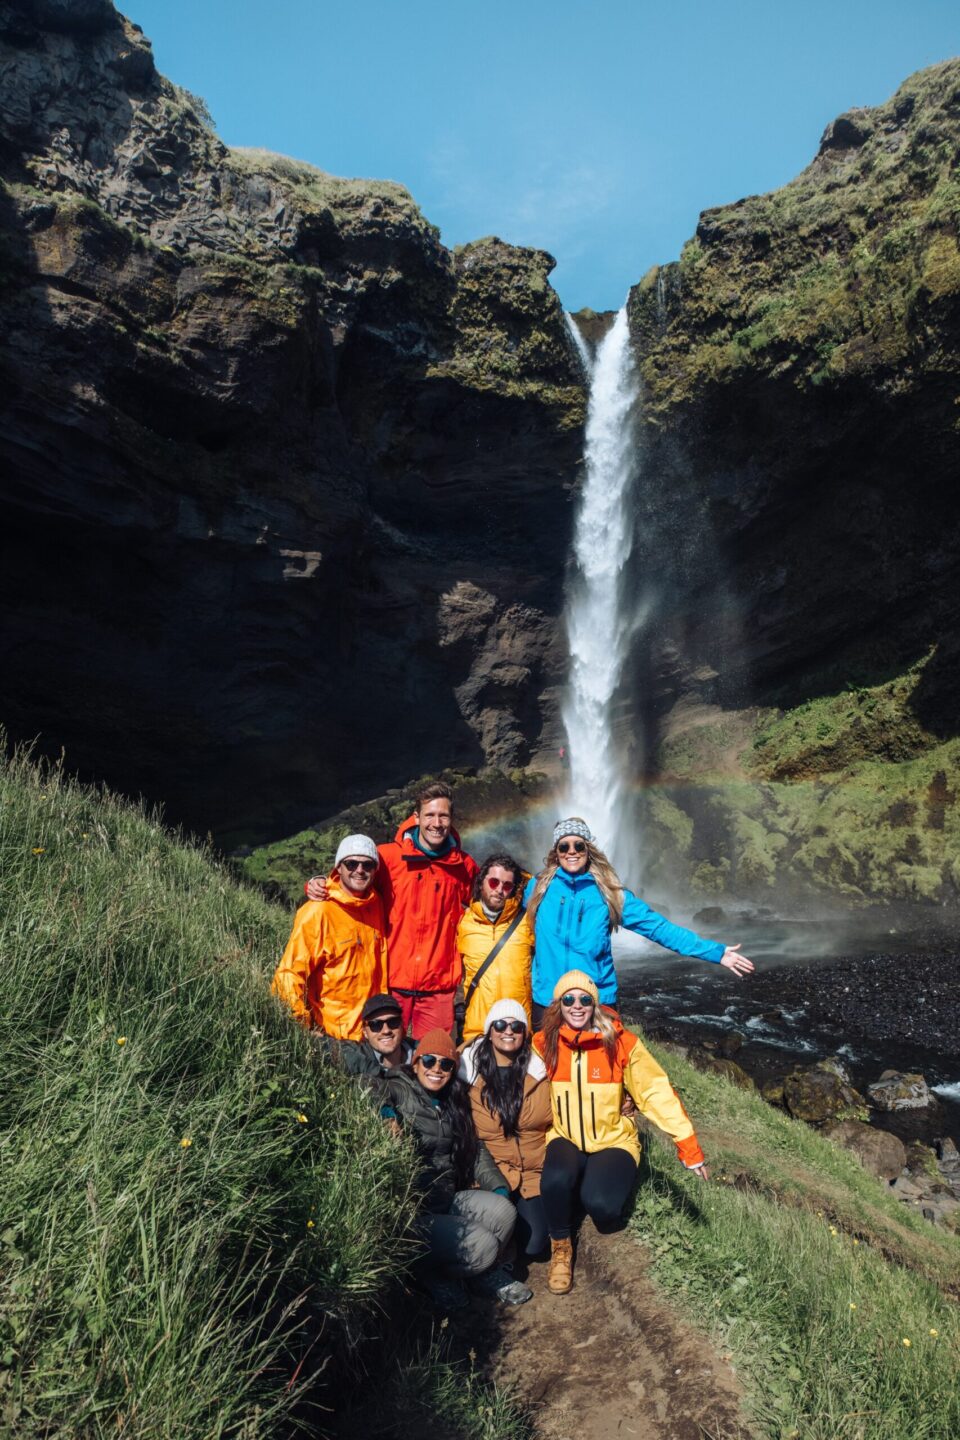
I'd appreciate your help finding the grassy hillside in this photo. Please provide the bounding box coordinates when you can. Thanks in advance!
[0,741,424,1436]
[632,1035,960,1439]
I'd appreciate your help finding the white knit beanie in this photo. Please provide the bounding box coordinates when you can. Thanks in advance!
[483,998,530,1033]
[553,817,594,847]
[334,833,379,867]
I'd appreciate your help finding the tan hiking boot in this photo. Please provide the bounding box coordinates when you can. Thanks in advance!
[547,1237,574,1294]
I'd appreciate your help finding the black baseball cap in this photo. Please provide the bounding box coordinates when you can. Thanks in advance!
[361,994,403,1022]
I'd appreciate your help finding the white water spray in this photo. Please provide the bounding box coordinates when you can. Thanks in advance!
[561,307,640,872]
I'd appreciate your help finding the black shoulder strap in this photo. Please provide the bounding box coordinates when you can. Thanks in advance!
[463,907,526,1014]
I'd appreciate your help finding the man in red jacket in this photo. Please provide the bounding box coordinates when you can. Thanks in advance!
[306,781,478,1039]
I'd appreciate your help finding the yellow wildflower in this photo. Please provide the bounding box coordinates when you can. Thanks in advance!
[180,1137,192,1149]
[902,1337,911,1348]
[116,1036,127,1046]
[849,1303,857,1311]
[929,1329,938,1337]
[829,1225,837,1235]
[82,832,89,839]
[32,847,45,855]
[306,1220,315,1229]
[297,1113,308,1124]
[852,1239,859,1246]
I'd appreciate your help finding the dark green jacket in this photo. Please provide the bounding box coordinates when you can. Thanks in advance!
[382,1068,505,1213]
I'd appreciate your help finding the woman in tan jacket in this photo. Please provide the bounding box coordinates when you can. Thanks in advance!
[459,999,552,1260]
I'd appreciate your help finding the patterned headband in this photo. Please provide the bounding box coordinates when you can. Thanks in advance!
[553,818,594,847]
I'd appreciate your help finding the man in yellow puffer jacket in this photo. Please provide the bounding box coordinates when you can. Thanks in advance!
[457,854,534,1043]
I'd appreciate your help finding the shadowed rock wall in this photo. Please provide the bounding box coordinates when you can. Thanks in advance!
[0,0,584,843]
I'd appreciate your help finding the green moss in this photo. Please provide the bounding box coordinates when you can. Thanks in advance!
[645,657,960,904]
[631,60,960,414]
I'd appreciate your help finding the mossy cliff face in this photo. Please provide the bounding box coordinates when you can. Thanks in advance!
[0,1,584,844]
[622,63,960,906]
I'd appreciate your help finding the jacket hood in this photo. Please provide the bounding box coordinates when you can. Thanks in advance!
[459,1036,547,1086]
[325,873,381,912]
[395,813,467,866]
[558,1010,625,1048]
[466,893,521,925]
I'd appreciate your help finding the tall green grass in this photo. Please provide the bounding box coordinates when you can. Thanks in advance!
[0,743,418,1436]
[631,1040,960,1440]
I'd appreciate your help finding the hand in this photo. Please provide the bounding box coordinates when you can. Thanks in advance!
[719,943,754,977]
[620,1093,637,1118]
[691,1162,710,1180]
[306,875,328,902]
[385,1118,402,1140]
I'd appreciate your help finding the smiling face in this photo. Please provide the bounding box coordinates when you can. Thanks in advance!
[413,1054,454,1093]
[338,855,377,895]
[481,864,516,914]
[415,797,453,851]
[363,1011,403,1057]
[489,1018,526,1059]
[559,990,595,1030]
[556,834,590,876]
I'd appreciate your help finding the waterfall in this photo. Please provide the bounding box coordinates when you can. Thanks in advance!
[561,307,640,872]
[564,311,593,377]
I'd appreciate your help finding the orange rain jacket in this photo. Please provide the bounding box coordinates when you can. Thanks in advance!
[457,895,535,1042]
[271,876,387,1042]
[532,1012,705,1168]
[376,815,477,994]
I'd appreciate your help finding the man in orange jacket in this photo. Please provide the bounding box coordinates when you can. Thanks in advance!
[273,833,387,1042]
[307,782,478,1040]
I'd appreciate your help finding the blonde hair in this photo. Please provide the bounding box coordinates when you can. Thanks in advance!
[539,997,619,1076]
[526,818,625,929]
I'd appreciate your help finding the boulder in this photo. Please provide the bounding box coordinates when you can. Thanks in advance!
[867,1070,934,1111]
[781,1061,868,1125]
[824,1120,907,1180]
[760,1078,785,1108]
[717,1030,744,1059]
[687,1047,755,1091]
[936,1136,960,1193]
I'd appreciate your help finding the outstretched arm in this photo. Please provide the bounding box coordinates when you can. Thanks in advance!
[621,890,753,976]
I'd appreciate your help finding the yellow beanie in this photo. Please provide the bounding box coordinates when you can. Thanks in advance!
[552,970,600,1005]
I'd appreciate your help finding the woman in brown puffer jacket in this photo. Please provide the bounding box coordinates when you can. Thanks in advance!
[459,999,552,1259]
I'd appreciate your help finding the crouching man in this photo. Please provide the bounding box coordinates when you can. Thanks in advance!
[271,834,386,1042]
[337,994,414,1077]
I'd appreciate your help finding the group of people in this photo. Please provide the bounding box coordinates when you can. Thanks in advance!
[271,780,754,1307]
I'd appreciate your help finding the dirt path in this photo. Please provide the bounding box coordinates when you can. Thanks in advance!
[483,1223,749,1440]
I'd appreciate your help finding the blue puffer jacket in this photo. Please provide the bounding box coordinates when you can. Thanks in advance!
[523,871,724,1006]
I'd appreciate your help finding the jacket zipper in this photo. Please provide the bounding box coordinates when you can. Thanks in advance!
[575,1047,586,1149]
[590,1091,597,1140]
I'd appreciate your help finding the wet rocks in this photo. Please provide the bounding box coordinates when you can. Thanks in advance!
[780,1057,868,1126]
[867,1070,935,1111]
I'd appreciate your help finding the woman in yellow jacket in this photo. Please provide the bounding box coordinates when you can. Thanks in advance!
[271,834,387,1042]
[532,969,708,1295]
[457,854,534,1044]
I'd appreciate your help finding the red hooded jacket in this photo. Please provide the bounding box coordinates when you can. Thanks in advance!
[377,815,478,993]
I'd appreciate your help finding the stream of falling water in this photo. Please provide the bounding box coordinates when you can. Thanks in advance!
[561,307,640,873]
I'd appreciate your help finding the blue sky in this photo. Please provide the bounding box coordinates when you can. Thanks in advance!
[131,0,959,311]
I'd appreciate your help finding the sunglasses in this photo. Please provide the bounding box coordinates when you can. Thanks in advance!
[491,1019,526,1034]
[367,1015,402,1033]
[418,1055,455,1073]
[485,876,515,894]
[342,858,377,874]
[560,993,595,1008]
[557,840,587,855]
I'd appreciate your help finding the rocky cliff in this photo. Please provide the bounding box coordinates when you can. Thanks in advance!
[0,0,584,843]
[626,62,960,905]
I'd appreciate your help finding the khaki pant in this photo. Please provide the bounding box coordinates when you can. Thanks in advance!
[417,1190,516,1277]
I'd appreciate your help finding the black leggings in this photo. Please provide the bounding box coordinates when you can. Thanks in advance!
[540,1137,637,1240]
[513,1191,549,1258]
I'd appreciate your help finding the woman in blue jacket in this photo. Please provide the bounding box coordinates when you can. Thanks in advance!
[523,817,754,1025]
